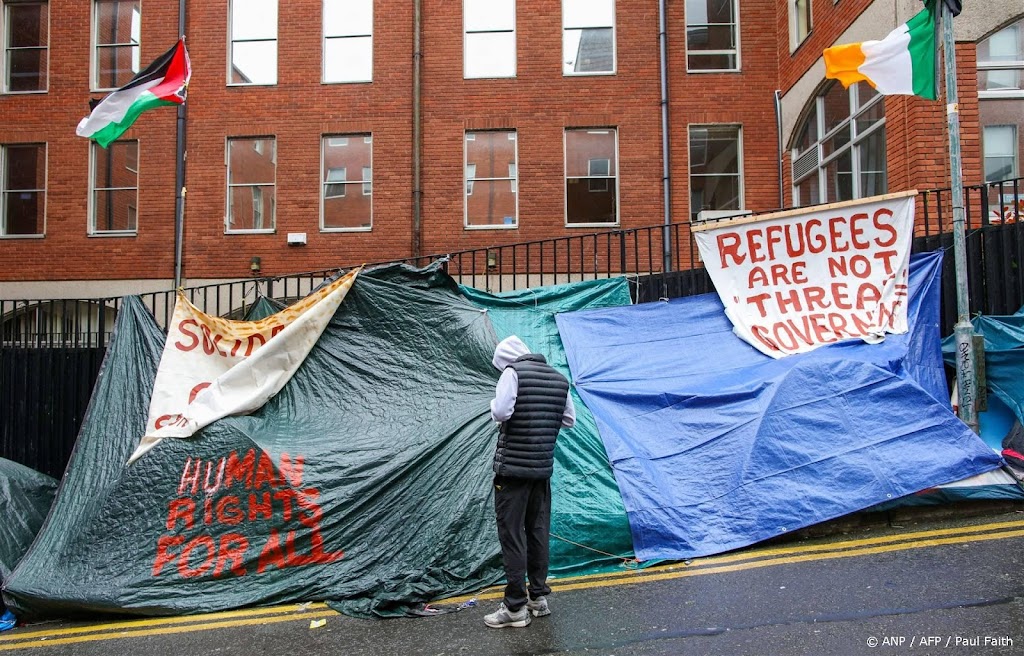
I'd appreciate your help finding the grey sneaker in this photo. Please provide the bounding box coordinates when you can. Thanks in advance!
[483,603,531,628]
[527,596,550,617]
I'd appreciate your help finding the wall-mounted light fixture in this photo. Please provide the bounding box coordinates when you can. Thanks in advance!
[250,256,262,275]
[486,250,498,269]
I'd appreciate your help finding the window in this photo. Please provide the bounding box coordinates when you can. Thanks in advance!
[90,140,138,234]
[464,0,515,79]
[93,0,140,90]
[565,128,617,226]
[685,0,738,71]
[322,134,371,230]
[465,131,518,228]
[792,82,886,206]
[978,21,1023,96]
[3,0,48,92]
[985,126,1018,182]
[790,0,811,50]
[563,0,615,75]
[977,19,1023,185]
[227,137,276,232]
[323,0,371,83]
[1,143,45,236]
[230,0,277,85]
[689,125,741,221]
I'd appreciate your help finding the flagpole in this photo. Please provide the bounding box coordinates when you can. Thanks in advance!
[941,2,979,434]
[173,5,187,289]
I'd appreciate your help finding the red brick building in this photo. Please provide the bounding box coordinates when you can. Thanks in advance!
[0,0,1021,299]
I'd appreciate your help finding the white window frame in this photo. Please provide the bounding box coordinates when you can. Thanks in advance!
[791,83,886,206]
[789,0,812,52]
[88,139,139,236]
[564,128,620,228]
[322,0,372,84]
[685,0,740,73]
[464,0,516,79]
[984,125,1019,182]
[91,0,141,91]
[688,124,744,222]
[562,0,616,76]
[978,22,1024,99]
[225,136,276,234]
[464,130,519,230]
[320,133,372,232]
[2,0,49,94]
[228,0,278,86]
[0,142,46,238]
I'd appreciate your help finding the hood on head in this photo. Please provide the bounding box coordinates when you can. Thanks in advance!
[493,335,530,370]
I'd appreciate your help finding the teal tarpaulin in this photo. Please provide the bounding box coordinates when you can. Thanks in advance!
[0,459,57,583]
[461,278,636,575]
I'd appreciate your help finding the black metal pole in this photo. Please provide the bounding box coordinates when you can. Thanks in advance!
[173,2,188,289]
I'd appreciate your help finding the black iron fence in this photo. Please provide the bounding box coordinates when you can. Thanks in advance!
[3,178,1023,476]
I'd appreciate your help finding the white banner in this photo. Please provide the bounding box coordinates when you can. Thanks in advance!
[128,270,360,464]
[693,193,915,358]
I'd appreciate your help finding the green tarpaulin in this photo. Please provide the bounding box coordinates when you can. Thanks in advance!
[2,266,637,620]
[0,459,57,584]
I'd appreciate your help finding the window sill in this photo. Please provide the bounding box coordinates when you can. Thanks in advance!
[321,226,372,233]
[1,89,48,95]
[0,233,45,239]
[565,222,620,229]
[464,224,518,230]
[225,229,276,235]
[88,231,137,237]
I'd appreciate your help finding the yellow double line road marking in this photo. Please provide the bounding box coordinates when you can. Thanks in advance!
[3,518,1023,650]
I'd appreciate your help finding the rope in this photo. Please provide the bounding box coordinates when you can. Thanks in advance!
[550,532,641,569]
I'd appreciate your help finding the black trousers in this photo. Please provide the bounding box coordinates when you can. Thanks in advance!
[493,475,552,612]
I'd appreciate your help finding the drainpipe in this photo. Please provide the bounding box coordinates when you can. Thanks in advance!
[412,0,423,260]
[658,0,671,283]
[774,89,784,209]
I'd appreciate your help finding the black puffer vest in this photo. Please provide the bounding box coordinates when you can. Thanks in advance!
[493,354,570,479]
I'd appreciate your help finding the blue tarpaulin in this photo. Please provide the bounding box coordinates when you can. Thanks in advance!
[557,252,1003,561]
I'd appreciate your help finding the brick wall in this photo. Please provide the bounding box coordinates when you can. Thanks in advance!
[0,0,995,286]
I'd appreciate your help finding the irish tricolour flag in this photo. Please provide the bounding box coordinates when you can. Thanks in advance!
[77,39,191,148]
[823,1,936,100]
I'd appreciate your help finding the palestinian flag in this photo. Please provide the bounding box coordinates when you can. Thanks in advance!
[823,0,936,100]
[77,39,191,148]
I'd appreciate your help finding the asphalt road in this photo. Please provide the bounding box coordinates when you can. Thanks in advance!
[2,510,1023,656]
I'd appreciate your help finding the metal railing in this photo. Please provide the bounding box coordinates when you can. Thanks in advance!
[2,178,1023,346]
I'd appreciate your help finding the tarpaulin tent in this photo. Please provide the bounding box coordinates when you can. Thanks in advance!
[929,305,1024,502]
[556,252,1003,561]
[3,265,509,619]
[0,459,57,587]
[462,279,636,575]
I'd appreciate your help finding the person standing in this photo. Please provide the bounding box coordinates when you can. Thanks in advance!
[483,335,576,629]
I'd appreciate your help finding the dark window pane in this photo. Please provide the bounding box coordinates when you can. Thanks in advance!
[690,175,740,218]
[687,52,736,70]
[822,82,850,134]
[5,145,45,190]
[7,49,47,91]
[689,126,739,176]
[826,151,854,203]
[794,109,817,154]
[9,3,48,47]
[686,25,735,51]
[566,178,616,224]
[93,142,138,189]
[4,191,43,234]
